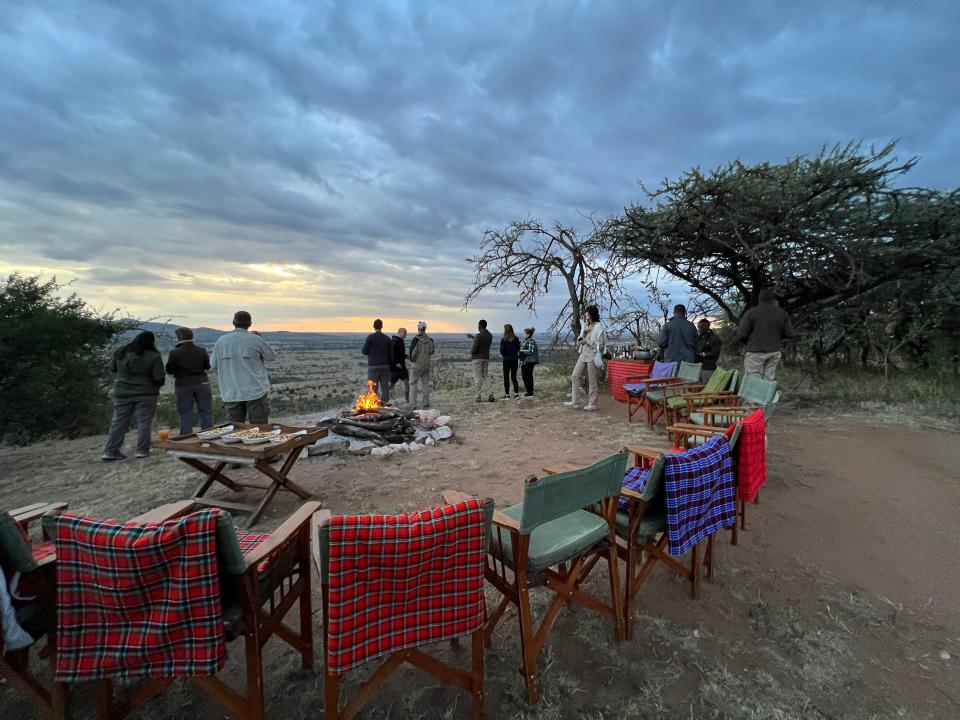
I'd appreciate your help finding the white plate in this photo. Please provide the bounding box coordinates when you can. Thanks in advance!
[241,428,283,445]
[222,427,259,443]
[196,425,235,440]
[269,429,308,444]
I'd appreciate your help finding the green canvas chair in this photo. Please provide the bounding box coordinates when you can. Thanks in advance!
[688,376,778,426]
[0,503,68,720]
[642,361,702,426]
[447,452,628,704]
[614,447,718,638]
[660,367,738,426]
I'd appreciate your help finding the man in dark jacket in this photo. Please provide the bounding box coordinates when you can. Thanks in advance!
[165,327,214,436]
[362,318,393,402]
[695,319,723,383]
[389,327,410,403]
[467,319,494,402]
[737,289,795,380]
[658,305,698,363]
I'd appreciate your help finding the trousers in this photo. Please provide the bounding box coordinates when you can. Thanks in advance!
[104,396,158,455]
[744,351,782,380]
[175,382,214,436]
[224,394,270,424]
[521,363,535,396]
[571,358,598,406]
[410,366,432,409]
[472,359,490,397]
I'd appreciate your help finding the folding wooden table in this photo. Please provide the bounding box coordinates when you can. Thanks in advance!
[152,422,327,528]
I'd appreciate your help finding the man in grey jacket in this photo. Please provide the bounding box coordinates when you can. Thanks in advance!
[408,321,435,409]
[658,305,698,363]
[737,289,795,380]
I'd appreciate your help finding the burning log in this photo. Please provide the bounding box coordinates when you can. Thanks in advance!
[316,381,420,446]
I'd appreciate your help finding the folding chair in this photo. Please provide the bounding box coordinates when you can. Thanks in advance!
[615,437,735,638]
[642,361,702,426]
[685,376,778,426]
[658,367,738,426]
[624,360,676,422]
[0,503,68,719]
[448,453,627,704]
[43,500,320,720]
[313,497,493,720]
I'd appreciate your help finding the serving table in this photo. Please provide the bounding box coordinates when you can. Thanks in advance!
[152,422,327,527]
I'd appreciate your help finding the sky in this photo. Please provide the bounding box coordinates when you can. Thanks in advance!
[1,1,958,332]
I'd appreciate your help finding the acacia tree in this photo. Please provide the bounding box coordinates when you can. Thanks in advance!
[465,216,640,340]
[612,141,958,325]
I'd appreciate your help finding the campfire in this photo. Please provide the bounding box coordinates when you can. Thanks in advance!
[316,382,419,446]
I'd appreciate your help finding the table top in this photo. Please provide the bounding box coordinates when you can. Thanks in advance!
[152,422,327,460]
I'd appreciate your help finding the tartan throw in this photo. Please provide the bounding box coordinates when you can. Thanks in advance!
[52,510,226,681]
[619,466,651,509]
[663,435,736,556]
[235,529,271,572]
[724,410,767,502]
[623,361,676,395]
[326,497,491,674]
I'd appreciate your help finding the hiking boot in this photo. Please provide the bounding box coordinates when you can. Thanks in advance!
[503,394,510,400]
[513,394,520,400]
[101,452,127,462]
[487,394,496,403]
[583,404,597,411]
[134,451,150,459]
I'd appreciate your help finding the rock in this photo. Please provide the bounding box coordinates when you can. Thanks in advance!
[407,442,423,452]
[433,415,452,427]
[349,439,378,455]
[416,409,441,427]
[424,436,436,446]
[431,426,453,441]
[308,439,349,456]
[389,443,408,453]
[371,445,402,458]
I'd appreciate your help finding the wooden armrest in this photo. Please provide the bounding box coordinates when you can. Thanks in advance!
[623,445,670,462]
[13,502,68,527]
[310,509,333,575]
[621,486,645,501]
[441,489,474,505]
[643,377,686,388]
[129,500,198,524]
[491,510,522,532]
[669,423,725,436]
[244,500,323,571]
[699,406,754,416]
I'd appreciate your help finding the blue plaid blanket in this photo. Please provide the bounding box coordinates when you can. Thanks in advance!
[619,466,651,509]
[663,435,735,555]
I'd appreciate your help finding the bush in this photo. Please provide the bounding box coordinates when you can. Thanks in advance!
[0,274,130,443]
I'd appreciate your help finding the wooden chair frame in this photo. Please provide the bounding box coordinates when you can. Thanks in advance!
[0,503,69,719]
[613,448,713,639]
[640,377,699,426]
[313,509,486,720]
[60,499,320,720]
[444,466,625,705]
[623,369,681,423]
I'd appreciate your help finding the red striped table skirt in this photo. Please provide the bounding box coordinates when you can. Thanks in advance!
[608,359,654,402]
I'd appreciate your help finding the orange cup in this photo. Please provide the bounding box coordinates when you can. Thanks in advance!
[158,428,171,442]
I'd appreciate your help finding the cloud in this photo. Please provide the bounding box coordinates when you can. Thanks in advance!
[1,0,958,331]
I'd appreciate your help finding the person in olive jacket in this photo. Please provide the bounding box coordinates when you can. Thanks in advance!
[102,330,165,461]
[165,326,214,436]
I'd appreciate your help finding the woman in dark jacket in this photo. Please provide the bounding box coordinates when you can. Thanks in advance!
[499,324,521,399]
[102,331,165,461]
[518,327,540,398]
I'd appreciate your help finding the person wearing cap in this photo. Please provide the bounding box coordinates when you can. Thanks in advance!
[211,311,277,424]
[408,321,435,409]
[165,326,214,435]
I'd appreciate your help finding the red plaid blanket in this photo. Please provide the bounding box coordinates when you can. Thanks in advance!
[724,410,767,502]
[235,529,271,572]
[325,497,491,673]
[52,510,226,681]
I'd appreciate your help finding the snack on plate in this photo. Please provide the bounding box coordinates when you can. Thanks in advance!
[221,427,261,443]
[241,428,283,444]
[196,424,235,440]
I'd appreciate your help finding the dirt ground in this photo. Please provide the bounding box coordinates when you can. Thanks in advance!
[2,373,958,719]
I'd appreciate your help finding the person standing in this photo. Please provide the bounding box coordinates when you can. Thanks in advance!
[565,305,605,411]
[499,324,521,400]
[737,289,795,380]
[362,318,393,402]
[102,330,164,461]
[657,305,698,363]
[408,321,435,409]
[467,319,494,403]
[390,327,410,403]
[695,319,723,383]
[211,311,277,424]
[518,327,540,398]
[165,326,214,436]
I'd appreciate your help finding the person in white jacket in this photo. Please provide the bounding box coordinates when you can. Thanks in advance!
[565,305,605,411]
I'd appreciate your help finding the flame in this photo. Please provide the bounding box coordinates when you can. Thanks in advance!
[353,380,383,411]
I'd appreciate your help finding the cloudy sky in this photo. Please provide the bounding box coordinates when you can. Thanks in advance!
[1,1,957,332]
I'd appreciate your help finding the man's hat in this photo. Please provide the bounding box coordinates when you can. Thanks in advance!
[417,321,427,331]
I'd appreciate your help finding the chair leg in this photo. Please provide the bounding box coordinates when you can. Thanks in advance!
[741,499,748,530]
[624,545,637,641]
[705,535,714,581]
[96,680,114,720]
[515,576,539,704]
[245,630,266,720]
[689,544,700,600]
[324,672,341,720]
[606,539,624,641]
[471,629,485,719]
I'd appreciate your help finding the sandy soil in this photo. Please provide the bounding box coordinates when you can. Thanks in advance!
[2,372,958,719]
